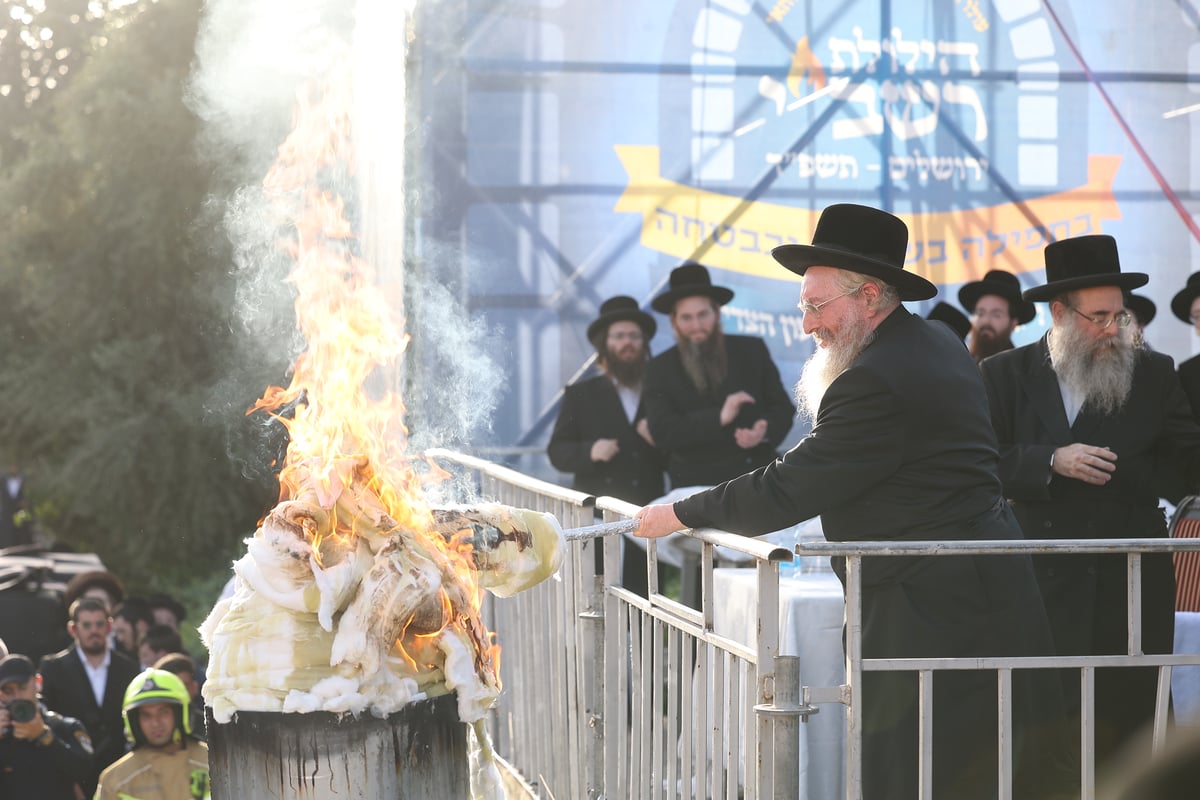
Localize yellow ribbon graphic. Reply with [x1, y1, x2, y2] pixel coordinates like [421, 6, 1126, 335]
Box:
[614, 145, 1121, 285]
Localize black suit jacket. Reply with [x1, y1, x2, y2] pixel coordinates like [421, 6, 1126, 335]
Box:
[547, 375, 666, 505]
[643, 334, 794, 488]
[39, 646, 141, 793]
[674, 309, 1067, 798]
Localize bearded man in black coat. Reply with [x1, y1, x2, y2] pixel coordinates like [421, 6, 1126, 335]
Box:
[549, 296, 667, 595]
[980, 235, 1200, 775]
[642, 262, 795, 489]
[636, 204, 1072, 799]
[549, 296, 665, 505]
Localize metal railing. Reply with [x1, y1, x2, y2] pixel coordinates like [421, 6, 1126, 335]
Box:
[427, 448, 794, 799]
[426, 449, 1200, 800]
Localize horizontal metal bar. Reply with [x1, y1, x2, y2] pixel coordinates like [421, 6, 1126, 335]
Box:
[613, 594, 757, 662]
[592, 497, 794, 563]
[425, 447, 594, 505]
[861, 654, 1200, 671]
[792, 537, 1200, 556]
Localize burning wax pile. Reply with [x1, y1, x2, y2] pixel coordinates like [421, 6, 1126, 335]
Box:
[199, 68, 564, 729]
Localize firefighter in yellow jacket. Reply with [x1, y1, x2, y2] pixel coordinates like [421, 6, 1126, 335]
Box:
[94, 669, 209, 800]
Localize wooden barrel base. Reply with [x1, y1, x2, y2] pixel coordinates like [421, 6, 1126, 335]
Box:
[206, 693, 468, 799]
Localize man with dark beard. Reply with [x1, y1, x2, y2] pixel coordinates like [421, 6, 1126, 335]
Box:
[549, 295, 665, 505]
[39, 596, 141, 797]
[980, 234, 1200, 776]
[642, 262, 794, 488]
[550, 296, 666, 595]
[958, 269, 1036, 363]
[637, 205, 1073, 800]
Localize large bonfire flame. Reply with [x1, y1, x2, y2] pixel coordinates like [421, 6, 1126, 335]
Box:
[200, 67, 563, 732]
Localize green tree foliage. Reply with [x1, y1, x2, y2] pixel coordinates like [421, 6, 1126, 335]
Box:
[0, 0, 289, 587]
[1, 1, 152, 159]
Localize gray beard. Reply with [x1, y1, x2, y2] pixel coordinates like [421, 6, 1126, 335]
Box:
[677, 325, 727, 395]
[1047, 318, 1137, 417]
[794, 311, 875, 422]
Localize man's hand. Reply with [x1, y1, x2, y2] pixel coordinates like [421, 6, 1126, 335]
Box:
[636, 418, 655, 447]
[634, 503, 685, 539]
[719, 391, 756, 426]
[590, 439, 620, 462]
[734, 419, 768, 449]
[1052, 443, 1117, 485]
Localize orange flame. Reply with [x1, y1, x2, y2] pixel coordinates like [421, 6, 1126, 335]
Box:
[250, 66, 496, 683]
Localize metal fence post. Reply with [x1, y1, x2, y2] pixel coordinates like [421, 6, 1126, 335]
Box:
[578, 534, 607, 798]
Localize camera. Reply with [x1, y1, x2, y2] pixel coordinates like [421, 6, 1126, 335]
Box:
[2, 698, 36, 737]
[9, 699, 36, 723]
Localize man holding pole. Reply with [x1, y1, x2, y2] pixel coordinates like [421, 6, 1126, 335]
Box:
[636, 204, 1072, 799]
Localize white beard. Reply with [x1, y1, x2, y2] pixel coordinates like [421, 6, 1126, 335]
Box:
[794, 306, 875, 423]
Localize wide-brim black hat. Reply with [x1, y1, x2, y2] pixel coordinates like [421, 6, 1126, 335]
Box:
[650, 262, 735, 314]
[64, 570, 126, 609]
[925, 301, 971, 341]
[770, 204, 937, 301]
[586, 295, 657, 342]
[1125, 293, 1157, 328]
[148, 593, 187, 623]
[958, 269, 1036, 325]
[1170, 272, 1200, 324]
[1023, 235, 1147, 302]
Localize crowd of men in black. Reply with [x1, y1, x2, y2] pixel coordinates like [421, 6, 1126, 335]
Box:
[0, 568, 204, 798]
[552, 203, 1200, 799]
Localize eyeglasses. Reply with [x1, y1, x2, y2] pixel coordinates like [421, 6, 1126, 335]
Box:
[798, 285, 862, 317]
[1069, 306, 1132, 330]
[607, 330, 644, 342]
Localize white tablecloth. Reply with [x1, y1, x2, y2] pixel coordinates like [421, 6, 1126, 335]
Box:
[1174, 611, 1200, 726]
[709, 571, 1200, 796]
[712, 567, 846, 800]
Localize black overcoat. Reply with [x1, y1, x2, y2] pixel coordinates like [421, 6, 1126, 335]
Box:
[643, 334, 794, 488]
[38, 646, 141, 796]
[1179, 352, 1200, 421]
[674, 308, 1069, 799]
[547, 375, 665, 506]
[981, 336, 1200, 763]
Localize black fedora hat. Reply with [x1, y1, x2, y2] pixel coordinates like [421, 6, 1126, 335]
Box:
[770, 204, 937, 301]
[925, 301, 971, 341]
[585, 295, 656, 343]
[64, 570, 126, 609]
[148, 593, 187, 624]
[1171, 272, 1200, 324]
[650, 262, 735, 314]
[957, 269, 1036, 325]
[1023, 235, 1147, 302]
[1125, 293, 1157, 328]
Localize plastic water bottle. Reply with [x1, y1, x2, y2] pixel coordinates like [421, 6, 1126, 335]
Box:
[778, 528, 802, 579]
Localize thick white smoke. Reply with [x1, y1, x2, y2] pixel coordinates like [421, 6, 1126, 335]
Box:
[187, 0, 502, 470]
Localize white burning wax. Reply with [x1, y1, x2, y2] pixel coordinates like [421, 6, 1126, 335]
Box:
[200, 499, 564, 726]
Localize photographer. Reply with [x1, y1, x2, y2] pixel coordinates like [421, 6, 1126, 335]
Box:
[0, 653, 93, 799]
